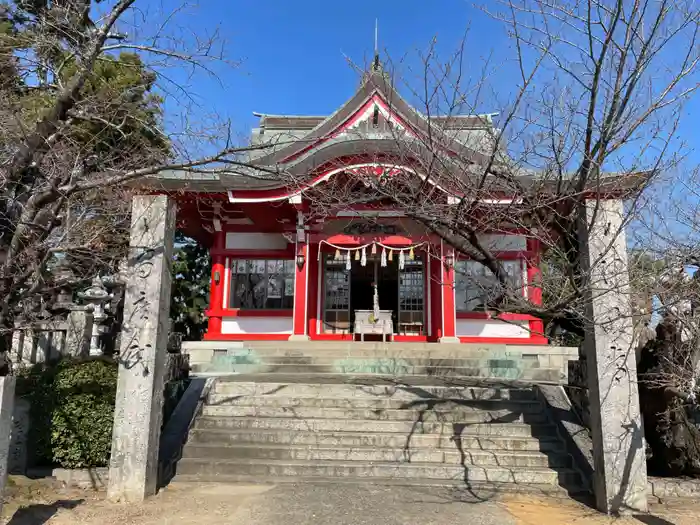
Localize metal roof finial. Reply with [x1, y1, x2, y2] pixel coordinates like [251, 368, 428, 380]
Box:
[373, 19, 380, 71]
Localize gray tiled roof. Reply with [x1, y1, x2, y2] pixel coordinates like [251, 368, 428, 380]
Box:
[136, 65, 649, 196]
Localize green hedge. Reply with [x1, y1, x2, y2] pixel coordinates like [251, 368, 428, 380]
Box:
[17, 356, 191, 470]
[18, 357, 118, 469]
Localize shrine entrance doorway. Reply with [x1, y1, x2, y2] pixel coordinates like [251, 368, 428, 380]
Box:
[350, 257, 399, 328]
[320, 252, 425, 337]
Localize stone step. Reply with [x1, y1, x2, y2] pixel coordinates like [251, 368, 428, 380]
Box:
[175, 457, 581, 486]
[190, 363, 556, 375]
[208, 356, 548, 367]
[197, 364, 562, 381]
[199, 405, 548, 424]
[184, 341, 576, 359]
[205, 394, 542, 412]
[181, 443, 571, 468]
[187, 428, 565, 452]
[192, 356, 554, 368]
[189, 347, 552, 357]
[211, 381, 537, 401]
[172, 474, 585, 495]
[194, 416, 557, 437]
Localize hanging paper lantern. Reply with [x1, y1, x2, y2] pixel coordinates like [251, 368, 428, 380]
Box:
[399, 250, 405, 270]
[409, 247, 415, 260]
[388, 249, 393, 262]
[380, 247, 387, 267]
[346, 254, 352, 271]
[361, 247, 367, 267]
[335, 248, 341, 260]
[371, 243, 377, 255]
[354, 249, 360, 261]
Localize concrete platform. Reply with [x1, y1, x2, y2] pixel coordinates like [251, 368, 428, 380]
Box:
[182, 341, 579, 384]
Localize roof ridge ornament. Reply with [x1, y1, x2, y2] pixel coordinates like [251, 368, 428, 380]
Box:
[372, 18, 381, 72]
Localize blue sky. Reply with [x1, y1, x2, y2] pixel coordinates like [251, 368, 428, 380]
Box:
[144, 0, 510, 140]
[117, 0, 699, 193]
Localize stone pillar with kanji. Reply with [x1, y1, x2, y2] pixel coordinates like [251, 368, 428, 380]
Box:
[579, 198, 647, 513]
[108, 194, 176, 502]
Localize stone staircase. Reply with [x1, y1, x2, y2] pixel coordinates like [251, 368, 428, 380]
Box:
[175, 371, 586, 494]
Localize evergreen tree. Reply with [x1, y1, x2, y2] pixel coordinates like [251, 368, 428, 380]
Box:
[0, 1, 171, 295]
[171, 232, 211, 341]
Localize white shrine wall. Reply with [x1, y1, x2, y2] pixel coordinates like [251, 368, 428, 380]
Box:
[220, 316, 293, 335]
[454, 319, 531, 339]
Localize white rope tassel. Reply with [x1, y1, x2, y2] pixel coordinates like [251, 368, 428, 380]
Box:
[399, 249, 405, 270]
[380, 247, 387, 267]
[345, 251, 351, 271]
[361, 246, 367, 267]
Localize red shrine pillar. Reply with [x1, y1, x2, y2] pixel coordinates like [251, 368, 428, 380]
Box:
[289, 238, 310, 341]
[527, 237, 546, 340]
[439, 241, 460, 343]
[306, 243, 320, 338]
[428, 248, 442, 341]
[206, 230, 226, 337]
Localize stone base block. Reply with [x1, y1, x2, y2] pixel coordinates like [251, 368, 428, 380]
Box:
[287, 335, 311, 341]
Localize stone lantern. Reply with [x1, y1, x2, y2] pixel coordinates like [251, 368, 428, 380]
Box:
[102, 258, 128, 290]
[51, 258, 76, 312]
[78, 277, 110, 356]
[101, 258, 128, 356]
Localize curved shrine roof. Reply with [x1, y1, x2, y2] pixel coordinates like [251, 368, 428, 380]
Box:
[138, 64, 650, 199]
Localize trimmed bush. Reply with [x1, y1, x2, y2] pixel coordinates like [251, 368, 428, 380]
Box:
[18, 357, 118, 469]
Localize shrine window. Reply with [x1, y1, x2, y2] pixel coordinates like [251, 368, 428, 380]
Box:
[229, 259, 295, 309]
[454, 259, 525, 312]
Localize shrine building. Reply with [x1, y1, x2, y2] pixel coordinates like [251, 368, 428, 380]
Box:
[110, 62, 648, 507]
[143, 65, 634, 346]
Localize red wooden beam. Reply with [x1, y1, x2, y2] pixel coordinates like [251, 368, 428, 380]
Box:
[237, 202, 296, 232]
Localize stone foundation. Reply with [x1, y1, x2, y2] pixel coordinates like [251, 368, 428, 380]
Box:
[183, 341, 579, 384]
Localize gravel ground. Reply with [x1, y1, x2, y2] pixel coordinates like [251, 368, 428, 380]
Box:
[2, 477, 700, 525]
[1, 478, 260, 525]
[226, 483, 516, 525]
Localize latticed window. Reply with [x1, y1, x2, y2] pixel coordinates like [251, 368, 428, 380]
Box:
[323, 253, 351, 333]
[398, 259, 424, 334]
[229, 259, 295, 309]
[455, 260, 525, 312]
